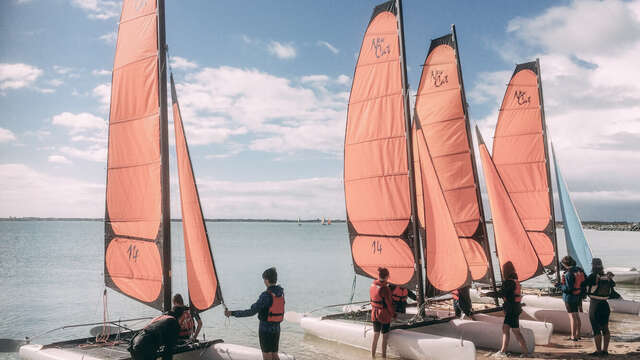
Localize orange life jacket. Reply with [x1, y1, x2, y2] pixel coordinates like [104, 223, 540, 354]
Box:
[370, 282, 386, 309]
[392, 286, 408, 303]
[177, 309, 195, 338]
[147, 314, 172, 327]
[451, 289, 459, 301]
[562, 268, 586, 295]
[267, 290, 285, 322]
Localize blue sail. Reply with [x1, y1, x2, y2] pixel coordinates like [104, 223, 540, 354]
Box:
[552, 146, 592, 274]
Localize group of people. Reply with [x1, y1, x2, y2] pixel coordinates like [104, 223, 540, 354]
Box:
[368, 255, 618, 359]
[128, 267, 285, 360]
[559, 256, 617, 356]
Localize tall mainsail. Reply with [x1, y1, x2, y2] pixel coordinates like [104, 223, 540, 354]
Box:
[412, 27, 494, 294]
[552, 145, 593, 274]
[171, 75, 223, 311]
[477, 127, 543, 281]
[344, 0, 417, 287]
[104, 0, 170, 311]
[491, 60, 559, 279]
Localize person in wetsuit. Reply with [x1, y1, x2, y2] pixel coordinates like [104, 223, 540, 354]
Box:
[129, 307, 183, 360]
[388, 284, 416, 314]
[225, 267, 284, 360]
[172, 293, 203, 341]
[370, 267, 395, 359]
[452, 285, 473, 318]
[584, 257, 616, 356]
[558, 255, 586, 341]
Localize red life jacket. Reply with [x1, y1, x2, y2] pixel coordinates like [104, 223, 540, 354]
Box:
[177, 309, 195, 338]
[571, 268, 586, 295]
[370, 282, 386, 309]
[451, 289, 459, 301]
[147, 314, 172, 327]
[392, 286, 408, 303]
[267, 290, 285, 323]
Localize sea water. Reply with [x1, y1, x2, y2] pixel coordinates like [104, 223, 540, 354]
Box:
[1, 221, 638, 360]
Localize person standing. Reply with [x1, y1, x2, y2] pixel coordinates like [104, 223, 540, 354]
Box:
[370, 267, 395, 359]
[225, 267, 284, 360]
[172, 293, 203, 341]
[452, 285, 473, 318]
[584, 258, 616, 356]
[389, 284, 416, 314]
[129, 307, 183, 360]
[558, 256, 586, 341]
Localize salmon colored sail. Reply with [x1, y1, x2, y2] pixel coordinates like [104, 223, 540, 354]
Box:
[104, 0, 166, 310]
[413, 119, 471, 293]
[344, 1, 416, 286]
[476, 127, 543, 281]
[492, 61, 557, 274]
[413, 31, 491, 286]
[171, 75, 222, 311]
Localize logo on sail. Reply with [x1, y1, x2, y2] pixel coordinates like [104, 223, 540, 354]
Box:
[514, 90, 531, 105]
[431, 69, 448, 87]
[371, 37, 391, 58]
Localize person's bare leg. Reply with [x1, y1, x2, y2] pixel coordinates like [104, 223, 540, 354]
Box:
[593, 334, 602, 353]
[371, 332, 380, 358]
[381, 333, 389, 359]
[575, 312, 582, 339]
[603, 328, 610, 353]
[568, 313, 576, 339]
[261, 352, 270, 360]
[512, 328, 528, 354]
[500, 324, 510, 353]
[272, 351, 280, 360]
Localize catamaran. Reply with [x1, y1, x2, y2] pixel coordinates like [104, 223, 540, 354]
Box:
[18, 1, 293, 359]
[286, 1, 545, 357]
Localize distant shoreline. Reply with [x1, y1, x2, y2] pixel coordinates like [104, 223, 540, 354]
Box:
[0, 217, 638, 231]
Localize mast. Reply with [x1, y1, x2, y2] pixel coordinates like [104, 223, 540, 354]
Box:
[396, 0, 425, 310]
[536, 58, 560, 284]
[158, 0, 171, 312]
[452, 24, 499, 301]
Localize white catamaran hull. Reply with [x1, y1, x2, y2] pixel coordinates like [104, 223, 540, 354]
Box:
[20, 343, 295, 360]
[472, 313, 553, 345]
[520, 306, 591, 335]
[300, 316, 475, 360]
[607, 267, 640, 285]
[522, 294, 640, 315]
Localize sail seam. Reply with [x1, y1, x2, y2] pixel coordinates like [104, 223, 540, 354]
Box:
[430, 149, 470, 160]
[416, 86, 459, 97]
[494, 160, 545, 166]
[111, 112, 160, 126]
[345, 172, 408, 183]
[493, 131, 542, 139]
[345, 134, 405, 147]
[355, 58, 399, 69]
[348, 91, 402, 106]
[108, 159, 161, 170]
[113, 54, 158, 72]
[119, 11, 157, 26]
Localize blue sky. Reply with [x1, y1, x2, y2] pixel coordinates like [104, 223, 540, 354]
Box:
[1, 0, 639, 221]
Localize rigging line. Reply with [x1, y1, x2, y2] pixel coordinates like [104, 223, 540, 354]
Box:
[349, 272, 357, 304]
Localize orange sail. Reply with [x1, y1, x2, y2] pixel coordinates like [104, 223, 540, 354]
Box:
[171, 75, 222, 311]
[344, 1, 416, 286]
[492, 60, 558, 274]
[104, 0, 167, 310]
[413, 30, 492, 290]
[477, 127, 543, 281]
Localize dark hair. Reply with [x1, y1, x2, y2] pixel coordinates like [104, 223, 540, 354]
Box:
[502, 261, 517, 280]
[262, 267, 277, 284]
[172, 293, 185, 306]
[592, 258, 604, 275]
[561, 256, 576, 267]
[169, 305, 185, 319]
[378, 267, 389, 279]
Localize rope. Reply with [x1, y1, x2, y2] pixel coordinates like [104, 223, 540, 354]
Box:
[349, 273, 357, 304]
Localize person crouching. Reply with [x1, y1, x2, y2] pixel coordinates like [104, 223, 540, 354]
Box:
[370, 267, 395, 359]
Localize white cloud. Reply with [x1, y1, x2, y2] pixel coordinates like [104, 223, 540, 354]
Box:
[0, 63, 42, 91]
[336, 74, 350, 85]
[268, 41, 297, 59]
[99, 31, 117, 44]
[92, 83, 111, 111]
[51, 112, 107, 162]
[48, 79, 63, 87]
[52, 65, 73, 75]
[71, 0, 121, 20]
[317, 40, 339, 54]
[59, 145, 107, 162]
[0, 128, 17, 143]
[241, 34, 253, 44]
[175, 66, 347, 153]
[0, 164, 104, 217]
[48, 155, 72, 164]
[170, 56, 198, 70]
[52, 112, 105, 134]
[92, 69, 110, 76]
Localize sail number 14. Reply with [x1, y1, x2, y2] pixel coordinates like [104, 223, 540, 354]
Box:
[127, 244, 139, 262]
[372, 239, 383, 254]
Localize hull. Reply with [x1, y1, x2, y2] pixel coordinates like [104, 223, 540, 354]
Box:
[608, 268, 640, 285]
[472, 313, 553, 345]
[20, 342, 295, 360]
[522, 294, 640, 315]
[520, 306, 591, 335]
[300, 316, 475, 360]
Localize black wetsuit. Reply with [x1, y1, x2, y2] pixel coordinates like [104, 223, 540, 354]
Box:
[453, 286, 473, 317]
[499, 279, 522, 328]
[129, 315, 179, 360]
[584, 273, 615, 335]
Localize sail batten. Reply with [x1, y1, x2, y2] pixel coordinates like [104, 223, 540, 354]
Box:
[171, 74, 222, 312]
[344, 0, 417, 287]
[104, 0, 167, 310]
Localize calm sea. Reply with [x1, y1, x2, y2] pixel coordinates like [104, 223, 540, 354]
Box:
[1, 221, 638, 360]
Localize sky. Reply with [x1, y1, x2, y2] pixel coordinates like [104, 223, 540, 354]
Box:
[0, 0, 639, 221]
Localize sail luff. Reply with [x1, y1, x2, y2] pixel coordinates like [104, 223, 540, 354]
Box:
[552, 145, 593, 274]
[536, 58, 560, 284]
[171, 74, 223, 311]
[396, 0, 425, 310]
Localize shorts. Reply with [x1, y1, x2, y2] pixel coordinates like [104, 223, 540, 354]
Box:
[503, 302, 522, 329]
[259, 329, 280, 353]
[564, 300, 580, 313]
[373, 321, 390, 334]
[129, 331, 159, 360]
[589, 299, 610, 335]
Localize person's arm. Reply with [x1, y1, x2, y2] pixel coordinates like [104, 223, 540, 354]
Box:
[230, 292, 270, 318]
[407, 289, 417, 301]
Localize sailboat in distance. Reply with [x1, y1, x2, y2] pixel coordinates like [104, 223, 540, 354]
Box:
[19, 1, 294, 359]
